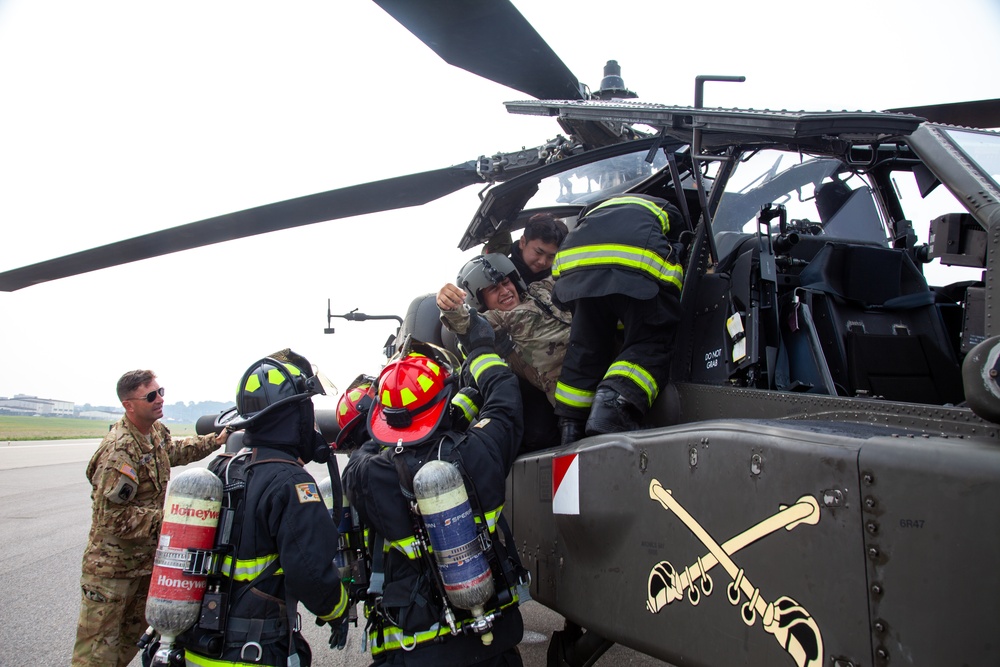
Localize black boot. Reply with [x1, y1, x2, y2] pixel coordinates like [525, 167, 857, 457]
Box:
[585, 388, 642, 436]
[559, 418, 586, 446]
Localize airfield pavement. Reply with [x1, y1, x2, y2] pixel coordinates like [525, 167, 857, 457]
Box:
[0, 440, 671, 667]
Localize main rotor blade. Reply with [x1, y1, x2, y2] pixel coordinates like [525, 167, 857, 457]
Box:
[372, 0, 583, 101]
[887, 98, 1000, 129]
[0, 164, 482, 291]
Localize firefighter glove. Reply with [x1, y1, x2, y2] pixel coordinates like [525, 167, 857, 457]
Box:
[316, 613, 350, 650]
[457, 310, 495, 357]
[494, 327, 515, 358]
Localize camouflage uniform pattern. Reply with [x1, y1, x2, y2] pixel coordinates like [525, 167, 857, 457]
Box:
[442, 276, 571, 405]
[72, 417, 220, 667]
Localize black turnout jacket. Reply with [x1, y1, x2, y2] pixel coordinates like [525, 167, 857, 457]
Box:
[343, 351, 524, 666]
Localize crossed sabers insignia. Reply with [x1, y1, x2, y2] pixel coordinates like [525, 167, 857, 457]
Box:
[646, 479, 824, 667]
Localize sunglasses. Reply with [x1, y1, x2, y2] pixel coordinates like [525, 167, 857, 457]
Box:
[128, 387, 165, 403]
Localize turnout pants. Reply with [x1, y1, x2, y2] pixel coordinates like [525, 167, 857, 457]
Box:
[555, 290, 681, 420]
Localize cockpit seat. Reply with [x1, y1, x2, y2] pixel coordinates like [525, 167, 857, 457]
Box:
[815, 178, 853, 224]
[798, 243, 933, 308]
[399, 293, 464, 363]
[789, 243, 963, 404]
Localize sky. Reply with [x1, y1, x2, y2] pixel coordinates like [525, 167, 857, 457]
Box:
[1, 0, 999, 411]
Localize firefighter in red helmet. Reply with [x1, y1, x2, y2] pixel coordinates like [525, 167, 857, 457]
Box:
[335, 374, 377, 451]
[343, 316, 527, 667]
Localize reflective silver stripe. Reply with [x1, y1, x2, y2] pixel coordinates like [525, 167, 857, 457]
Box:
[451, 393, 479, 421]
[369, 591, 521, 655]
[388, 535, 423, 559]
[590, 196, 671, 233]
[555, 382, 595, 409]
[223, 553, 281, 582]
[318, 581, 349, 622]
[605, 361, 659, 405]
[552, 243, 683, 290]
[469, 353, 506, 382]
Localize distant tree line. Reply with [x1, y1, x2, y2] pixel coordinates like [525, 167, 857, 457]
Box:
[164, 401, 235, 423]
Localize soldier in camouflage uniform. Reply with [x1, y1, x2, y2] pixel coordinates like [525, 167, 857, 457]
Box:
[72, 369, 228, 667]
[438, 254, 571, 451]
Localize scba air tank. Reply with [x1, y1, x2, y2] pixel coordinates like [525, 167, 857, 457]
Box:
[413, 460, 495, 643]
[145, 467, 223, 644]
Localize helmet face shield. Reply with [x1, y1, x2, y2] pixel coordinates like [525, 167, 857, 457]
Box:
[456, 254, 525, 312]
[368, 353, 452, 447]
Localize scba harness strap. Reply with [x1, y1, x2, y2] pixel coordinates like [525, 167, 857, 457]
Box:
[362, 433, 528, 655]
[180, 450, 304, 664]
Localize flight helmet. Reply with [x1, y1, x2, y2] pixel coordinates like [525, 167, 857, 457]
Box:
[456, 253, 526, 312]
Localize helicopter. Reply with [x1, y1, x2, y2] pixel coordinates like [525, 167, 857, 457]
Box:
[3, 1, 1000, 666]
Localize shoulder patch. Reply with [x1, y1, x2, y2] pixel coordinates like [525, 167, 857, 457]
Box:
[295, 482, 321, 504]
[105, 474, 138, 505]
[118, 463, 138, 482]
[472, 418, 491, 429]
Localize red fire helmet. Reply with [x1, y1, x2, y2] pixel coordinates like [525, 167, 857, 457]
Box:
[369, 353, 451, 447]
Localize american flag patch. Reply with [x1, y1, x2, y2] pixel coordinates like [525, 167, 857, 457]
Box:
[118, 463, 138, 482]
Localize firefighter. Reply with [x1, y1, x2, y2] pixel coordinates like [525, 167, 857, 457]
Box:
[183, 352, 348, 667]
[334, 374, 378, 451]
[551, 194, 685, 445]
[342, 319, 525, 667]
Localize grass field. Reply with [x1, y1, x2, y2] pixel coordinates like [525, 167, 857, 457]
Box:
[0, 415, 196, 441]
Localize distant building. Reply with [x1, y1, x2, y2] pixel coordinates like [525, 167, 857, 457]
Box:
[79, 410, 123, 421]
[0, 394, 74, 417]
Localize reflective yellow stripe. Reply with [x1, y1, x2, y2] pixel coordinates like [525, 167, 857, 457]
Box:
[317, 581, 349, 622]
[470, 504, 503, 533]
[222, 554, 283, 582]
[482, 505, 502, 532]
[605, 361, 659, 405]
[369, 589, 521, 656]
[590, 196, 671, 234]
[370, 623, 449, 655]
[388, 535, 424, 559]
[451, 393, 479, 422]
[185, 650, 266, 667]
[469, 353, 506, 382]
[555, 382, 595, 409]
[552, 243, 683, 291]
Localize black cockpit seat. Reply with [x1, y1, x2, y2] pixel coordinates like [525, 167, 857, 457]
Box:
[815, 178, 853, 225]
[399, 293, 462, 362]
[788, 243, 963, 404]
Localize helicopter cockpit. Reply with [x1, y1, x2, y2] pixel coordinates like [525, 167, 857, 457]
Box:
[711, 152, 889, 261]
[449, 103, 1000, 412]
[458, 137, 676, 251]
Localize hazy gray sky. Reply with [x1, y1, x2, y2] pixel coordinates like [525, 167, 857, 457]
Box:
[2, 0, 999, 410]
